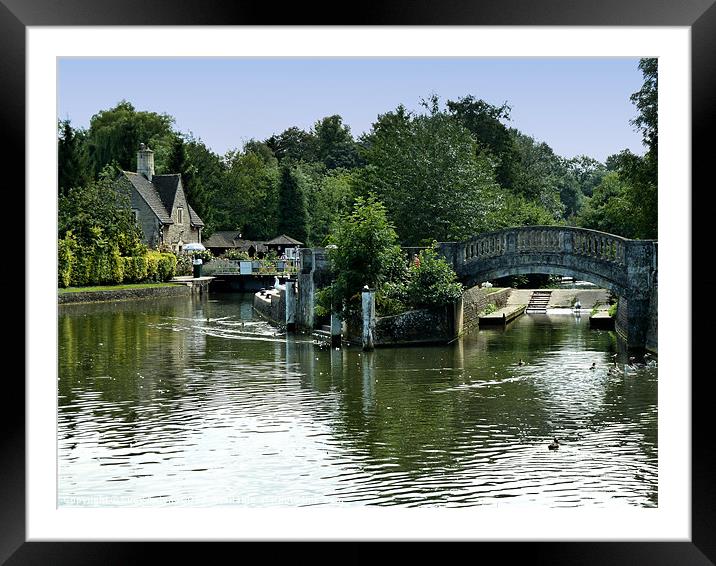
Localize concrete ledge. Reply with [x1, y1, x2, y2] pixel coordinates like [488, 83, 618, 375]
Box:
[479, 305, 526, 325]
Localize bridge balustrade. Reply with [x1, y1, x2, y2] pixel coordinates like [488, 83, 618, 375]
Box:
[460, 227, 627, 267]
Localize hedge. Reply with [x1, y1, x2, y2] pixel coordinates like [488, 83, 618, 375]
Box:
[58, 234, 177, 288]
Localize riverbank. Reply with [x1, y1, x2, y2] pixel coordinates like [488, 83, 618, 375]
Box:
[58, 277, 213, 305]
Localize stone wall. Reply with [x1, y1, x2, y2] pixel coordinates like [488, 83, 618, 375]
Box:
[58, 284, 191, 305]
[373, 306, 457, 346]
[163, 180, 201, 250]
[645, 272, 658, 353]
[462, 287, 511, 332]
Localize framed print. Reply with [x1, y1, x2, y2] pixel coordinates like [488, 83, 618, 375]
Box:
[6, 0, 713, 563]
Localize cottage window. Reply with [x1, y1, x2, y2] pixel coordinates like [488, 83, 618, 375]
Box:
[132, 208, 140, 224]
[177, 207, 184, 224]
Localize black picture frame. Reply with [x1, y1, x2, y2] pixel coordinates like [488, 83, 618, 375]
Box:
[6, 1, 712, 563]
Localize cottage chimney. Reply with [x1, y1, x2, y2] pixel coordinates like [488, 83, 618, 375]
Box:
[137, 143, 155, 181]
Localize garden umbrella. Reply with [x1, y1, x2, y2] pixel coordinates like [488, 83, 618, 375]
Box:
[183, 243, 206, 252]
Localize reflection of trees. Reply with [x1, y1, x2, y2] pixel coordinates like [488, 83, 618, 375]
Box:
[58, 296, 203, 443]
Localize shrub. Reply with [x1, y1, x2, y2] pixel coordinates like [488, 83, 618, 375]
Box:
[157, 252, 177, 281]
[145, 251, 161, 282]
[175, 253, 193, 276]
[608, 300, 618, 317]
[404, 248, 463, 309]
[225, 249, 251, 261]
[58, 233, 77, 288]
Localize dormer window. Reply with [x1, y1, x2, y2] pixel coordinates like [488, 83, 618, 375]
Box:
[177, 207, 184, 224]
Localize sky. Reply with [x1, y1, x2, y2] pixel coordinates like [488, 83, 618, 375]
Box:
[57, 57, 647, 163]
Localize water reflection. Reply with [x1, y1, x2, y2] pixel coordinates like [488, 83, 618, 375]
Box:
[58, 294, 657, 507]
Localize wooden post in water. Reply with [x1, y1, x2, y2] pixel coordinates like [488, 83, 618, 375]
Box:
[330, 311, 342, 348]
[362, 289, 375, 351]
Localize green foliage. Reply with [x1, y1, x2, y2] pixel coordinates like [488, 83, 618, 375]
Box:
[313, 115, 363, 169]
[175, 253, 193, 277]
[509, 131, 566, 220]
[403, 247, 463, 309]
[480, 303, 497, 315]
[355, 97, 504, 245]
[266, 126, 319, 163]
[577, 171, 637, 238]
[314, 287, 334, 320]
[59, 168, 144, 253]
[277, 163, 309, 243]
[58, 119, 91, 197]
[219, 149, 279, 239]
[85, 100, 175, 176]
[58, 233, 77, 288]
[183, 134, 226, 237]
[327, 196, 404, 318]
[224, 249, 251, 260]
[187, 249, 213, 263]
[58, 231, 176, 287]
[446, 94, 518, 189]
[608, 301, 618, 318]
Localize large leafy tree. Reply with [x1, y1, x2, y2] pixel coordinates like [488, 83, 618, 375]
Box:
[313, 115, 363, 170]
[326, 196, 405, 319]
[617, 58, 658, 239]
[58, 119, 91, 197]
[578, 171, 637, 238]
[446, 95, 518, 189]
[58, 166, 143, 254]
[277, 163, 309, 243]
[355, 97, 504, 246]
[266, 126, 319, 163]
[85, 100, 175, 176]
[183, 134, 226, 237]
[509, 131, 566, 220]
[219, 148, 279, 239]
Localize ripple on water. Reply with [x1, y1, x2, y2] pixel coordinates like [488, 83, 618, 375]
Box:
[58, 297, 657, 508]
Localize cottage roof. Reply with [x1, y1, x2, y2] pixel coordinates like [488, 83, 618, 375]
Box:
[120, 171, 205, 228]
[152, 174, 181, 213]
[264, 234, 304, 246]
[121, 171, 173, 224]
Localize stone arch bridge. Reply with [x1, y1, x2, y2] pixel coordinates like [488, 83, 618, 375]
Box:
[437, 226, 658, 351]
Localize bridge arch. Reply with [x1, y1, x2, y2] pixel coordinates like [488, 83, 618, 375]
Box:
[438, 226, 657, 350]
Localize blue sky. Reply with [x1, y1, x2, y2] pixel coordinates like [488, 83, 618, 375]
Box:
[58, 58, 646, 162]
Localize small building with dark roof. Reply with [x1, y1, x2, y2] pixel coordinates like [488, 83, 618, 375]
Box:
[202, 231, 268, 257]
[264, 234, 304, 257]
[115, 144, 205, 251]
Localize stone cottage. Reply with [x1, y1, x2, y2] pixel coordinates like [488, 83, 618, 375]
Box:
[115, 144, 205, 251]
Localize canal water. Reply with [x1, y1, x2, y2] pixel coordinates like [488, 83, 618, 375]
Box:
[58, 293, 657, 508]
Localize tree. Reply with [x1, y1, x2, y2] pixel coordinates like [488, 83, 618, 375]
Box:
[85, 100, 175, 176]
[303, 166, 356, 246]
[277, 163, 309, 243]
[577, 171, 637, 238]
[58, 165, 143, 255]
[614, 58, 657, 239]
[509, 131, 566, 220]
[183, 134, 226, 237]
[326, 196, 404, 319]
[58, 119, 91, 197]
[355, 97, 504, 246]
[219, 149, 279, 239]
[313, 115, 362, 169]
[265, 126, 319, 163]
[446, 95, 518, 189]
